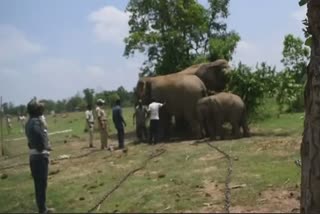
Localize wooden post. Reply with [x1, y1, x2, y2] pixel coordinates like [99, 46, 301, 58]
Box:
[0, 96, 4, 156]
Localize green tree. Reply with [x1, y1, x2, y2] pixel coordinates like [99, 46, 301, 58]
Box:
[116, 86, 131, 106]
[281, 34, 310, 83]
[276, 34, 310, 113]
[83, 88, 95, 107]
[124, 0, 239, 76]
[227, 62, 277, 119]
[39, 99, 56, 113]
[275, 70, 304, 113]
[55, 100, 66, 113]
[65, 94, 85, 112]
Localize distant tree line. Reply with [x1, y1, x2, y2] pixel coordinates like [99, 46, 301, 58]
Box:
[1, 86, 135, 115]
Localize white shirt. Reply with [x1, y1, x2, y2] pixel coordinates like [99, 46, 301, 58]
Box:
[148, 102, 163, 120]
[85, 110, 94, 123]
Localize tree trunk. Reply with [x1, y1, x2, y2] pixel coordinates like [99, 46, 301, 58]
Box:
[301, 0, 320, 213]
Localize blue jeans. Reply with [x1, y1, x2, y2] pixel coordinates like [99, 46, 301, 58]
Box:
[116, 127, 125, 149]
[149, 120, 159, 144]
[29, 155, 49, 213]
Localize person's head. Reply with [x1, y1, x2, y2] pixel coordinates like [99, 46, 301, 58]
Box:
[150, 97, 156, 103]
[27, 98, 44, 117]
[96, 99, 105, 107]
[115, 99, 121, 106]
[87, 104, 92, 110]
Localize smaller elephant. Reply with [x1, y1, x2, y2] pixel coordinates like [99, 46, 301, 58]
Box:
[197, 92, 250, 140]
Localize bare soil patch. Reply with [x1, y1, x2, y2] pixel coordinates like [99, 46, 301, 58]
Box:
[230, 188, 300, 213]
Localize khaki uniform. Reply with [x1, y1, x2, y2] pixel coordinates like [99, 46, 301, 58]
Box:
[85, 110, 94, 147]
[96, 106, 108, 149]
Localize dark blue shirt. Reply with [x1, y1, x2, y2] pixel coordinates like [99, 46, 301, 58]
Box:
[25, 117, 50, 154]
[112, 105, 125, 129]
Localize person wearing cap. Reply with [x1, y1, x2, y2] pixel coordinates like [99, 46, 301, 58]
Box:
[112, 99, 127, 149]
[147, 98, 165, 145]
[85, 104, 95, 148]
[133, 99, 148, 142]
[96, 99, 108, 150]
[25, 98, 54, 213]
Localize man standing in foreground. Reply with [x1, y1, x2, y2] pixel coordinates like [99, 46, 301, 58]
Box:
[85, 104, 95, 148]
[148, 98, 165, 145]
[133, 99, 148, 142]
[112, 99, 127, 150]
[96, 99, 108, 150]
[25, 98, 54, 213]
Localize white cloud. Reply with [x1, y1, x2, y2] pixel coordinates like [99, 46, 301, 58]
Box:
[0, 24, 144, 105]
[0, 24, 43, 63]
[88, 6, 130, 45]
[291, 6, 307, 22]
[232, 39, 283, 69]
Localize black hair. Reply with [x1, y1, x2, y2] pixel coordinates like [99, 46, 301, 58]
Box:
[27, 101, 43, 117]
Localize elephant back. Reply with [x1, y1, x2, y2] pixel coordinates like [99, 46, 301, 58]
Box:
[178, 63, 205, 75]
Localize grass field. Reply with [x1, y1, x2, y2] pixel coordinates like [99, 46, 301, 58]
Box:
[0, 105, 303, 213]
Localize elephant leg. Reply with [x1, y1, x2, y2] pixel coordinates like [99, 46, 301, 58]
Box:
[218, 125, 224, 140]
[208, 123, 216, 140]
[199, 113, 209, 139]
[175, 116, 187, 135]
[159, 109, 171, 141]
[215, 120, 224, 140]
[198, 118, 205, 139]
[186, 114, 201, 139]
[231, 121, 241, 139]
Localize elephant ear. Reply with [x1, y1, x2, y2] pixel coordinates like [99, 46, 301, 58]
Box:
[136, 79, 145, 99]
[196, 59, 231, 92]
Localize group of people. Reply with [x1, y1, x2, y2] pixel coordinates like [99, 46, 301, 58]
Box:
[24, 96, 165, 213]
[85, 98, 126, 151]
[133, 98, 165, 144]
[85, 98, 166, 150]
[3, 114, 26, 134]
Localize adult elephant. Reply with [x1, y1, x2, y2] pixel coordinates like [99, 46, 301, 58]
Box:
[136, 74, 207, 139]
[178, 59, 231, 92]
[197, 92, 250, 140]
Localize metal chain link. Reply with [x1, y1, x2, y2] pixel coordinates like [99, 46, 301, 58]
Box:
[87, 147, 166, 213]
[206, 141, 233, 213]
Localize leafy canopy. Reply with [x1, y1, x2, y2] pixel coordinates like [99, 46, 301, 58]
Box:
[281, 34, 310, 84]
[124, 0, 239, 76]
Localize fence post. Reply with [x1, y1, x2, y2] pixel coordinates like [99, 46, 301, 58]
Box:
[0, 96, 4, 156]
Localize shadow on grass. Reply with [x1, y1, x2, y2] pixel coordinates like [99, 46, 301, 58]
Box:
[250, 131, 294, 138]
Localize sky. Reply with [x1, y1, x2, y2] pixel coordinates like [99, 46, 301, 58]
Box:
[0, 0, 307, 105]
